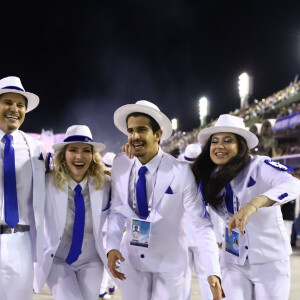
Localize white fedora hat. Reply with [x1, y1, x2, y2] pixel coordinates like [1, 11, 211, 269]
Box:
[52, 125, 106, 152]
[102, 151, 116, 168]
[114, 100, 173, 141]
[0, 76, 39, 112]
[179, 143, 202, 163]
[198, 114, 258, 149]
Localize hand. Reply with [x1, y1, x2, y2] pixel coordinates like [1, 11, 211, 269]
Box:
[107, 249, 126, 280]
[207, 275, 224, 299]
[228, 203, 257, 236]
[104, 169, 111, 176]
[122, 143, 134, 159]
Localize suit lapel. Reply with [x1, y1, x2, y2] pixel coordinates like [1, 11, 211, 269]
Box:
[152, 154, 174, 209]
[233, 158, 259, 207]
[19, 131, 46, 265]
[89, 179, 103, 238]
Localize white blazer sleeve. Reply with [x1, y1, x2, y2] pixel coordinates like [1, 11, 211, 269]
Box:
[259, 162, 300, 205]
[106, 158, 127, 253]
[182, 165, 221, 279]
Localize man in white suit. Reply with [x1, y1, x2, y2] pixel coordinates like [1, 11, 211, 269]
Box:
[0, 76, 45, 300]
[107, 100, 223, 300]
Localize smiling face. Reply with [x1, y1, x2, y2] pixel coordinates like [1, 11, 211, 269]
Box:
[65, 143, 93, 182]
[0, 93, 27, 134]
[127, 115, 162, 165]
[210, 132, 239, 166]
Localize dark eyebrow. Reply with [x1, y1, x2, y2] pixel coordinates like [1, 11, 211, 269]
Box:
[67, 145, 91, 150]
[127, 126, 149, 131]
[211, 135, 236, 140]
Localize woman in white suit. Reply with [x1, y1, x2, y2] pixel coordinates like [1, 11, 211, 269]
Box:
[192, 114, 300, 300]
[34, 125, 111, 300]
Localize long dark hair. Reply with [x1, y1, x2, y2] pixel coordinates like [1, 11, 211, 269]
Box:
[192, 134, 250, 207]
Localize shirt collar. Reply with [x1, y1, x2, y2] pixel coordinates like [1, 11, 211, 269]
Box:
[134, 146, 163, 175]
[69, 176, 88, 191]
[0, 129, 19, 143]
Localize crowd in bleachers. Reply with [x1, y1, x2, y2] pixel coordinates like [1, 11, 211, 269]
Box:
[232, 81, 300, 121]
[277, 143, 300, 156]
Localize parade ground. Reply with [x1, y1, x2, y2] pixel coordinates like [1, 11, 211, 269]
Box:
[33, 245, 300, 300]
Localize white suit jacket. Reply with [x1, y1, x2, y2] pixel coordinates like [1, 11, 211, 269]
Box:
[215, 155, 300, 266]
[20, 131, 46, 267]
[33, 173, 110, 292]
[106, 152, 221, 278]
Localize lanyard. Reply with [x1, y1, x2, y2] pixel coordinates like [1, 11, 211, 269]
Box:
[198, 181, 208, 218]
[223, 191, 238, 222]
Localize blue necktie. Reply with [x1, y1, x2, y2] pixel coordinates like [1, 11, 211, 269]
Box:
[136, 166, 148, 219]
[225, 183, 234, 214]
[66, 184, 85, 265]
[3, 134, 19, 228]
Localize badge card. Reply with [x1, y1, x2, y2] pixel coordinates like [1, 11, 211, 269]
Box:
[225, 227, 240, 257]
[130, 219, 151, 248]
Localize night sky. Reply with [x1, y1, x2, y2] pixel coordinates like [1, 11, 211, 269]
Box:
[1, 1, 300, 153]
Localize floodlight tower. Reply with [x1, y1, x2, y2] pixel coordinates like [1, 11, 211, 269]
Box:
[198, 97, 209, 127]
[171, 118, 178, 132]
[238, 72, 251, 109]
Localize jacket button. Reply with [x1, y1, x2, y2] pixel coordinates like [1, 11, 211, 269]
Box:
[245, 246, 248, 250]
[51, 254, 54, 257]
[140, 254, 145, 258]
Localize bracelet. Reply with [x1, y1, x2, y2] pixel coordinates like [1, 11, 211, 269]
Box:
[247, 202, 258, 212]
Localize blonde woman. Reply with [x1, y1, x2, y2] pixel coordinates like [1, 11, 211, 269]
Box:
[34, 125, 111, 300]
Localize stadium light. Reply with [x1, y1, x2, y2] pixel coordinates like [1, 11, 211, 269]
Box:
[238, 72, 251, 109]
[199, 97, 209, 127]
[171, 118, 178, 131]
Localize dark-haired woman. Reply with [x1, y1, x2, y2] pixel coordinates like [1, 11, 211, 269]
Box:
[192, 114, 300, 300]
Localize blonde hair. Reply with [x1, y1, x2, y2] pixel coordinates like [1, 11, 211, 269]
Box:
[53, 144, 106, 190]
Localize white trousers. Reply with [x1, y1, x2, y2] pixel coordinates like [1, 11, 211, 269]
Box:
[222, 257, 290, 300]
[47, 257, 103, 300]
[47, 239, 104, 300]
[0, 232, 33, 300]
[119, 258, 185, 300]
[99, 231, 114, 294]
[184, 247, 213, 300]
[99, 268, 111, 294]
